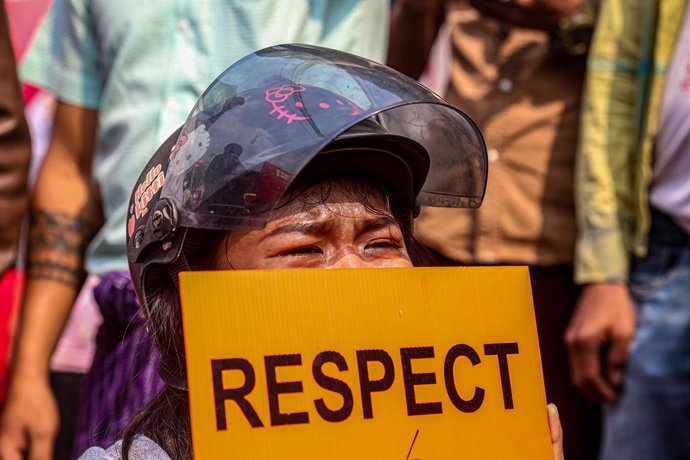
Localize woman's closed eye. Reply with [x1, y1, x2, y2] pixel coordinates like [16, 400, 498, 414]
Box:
[365, 238, 405, 252]
[277, 245, 323, 257]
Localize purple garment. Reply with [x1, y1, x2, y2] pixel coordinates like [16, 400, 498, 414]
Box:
[72, 271, 164, 459]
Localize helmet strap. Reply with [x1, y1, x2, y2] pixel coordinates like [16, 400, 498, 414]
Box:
[167, 250, 191, 292]
[154, 228, 220, 391]
[154, 252, 193, 391]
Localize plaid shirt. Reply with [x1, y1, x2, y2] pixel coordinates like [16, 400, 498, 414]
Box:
[575, 0, 689, 283]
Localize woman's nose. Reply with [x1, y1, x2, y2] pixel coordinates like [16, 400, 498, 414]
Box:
[325, 251, 371, 269]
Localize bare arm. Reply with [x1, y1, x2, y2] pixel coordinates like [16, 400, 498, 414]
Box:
[17, 101, 101, 367]
[387, 0, 445, 79]
[0, 1, 31, 276]
[0, 101, 100, 460]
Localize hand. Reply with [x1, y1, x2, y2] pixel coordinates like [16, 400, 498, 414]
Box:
[469, 0, 582, 30]
[565, 282, 636, 402]
[547, 404, 564, 460]
[0, 375, 59, 460]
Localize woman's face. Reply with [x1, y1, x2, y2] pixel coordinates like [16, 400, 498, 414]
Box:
[213, 180, 413, 270]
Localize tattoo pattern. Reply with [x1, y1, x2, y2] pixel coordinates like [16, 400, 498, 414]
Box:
[28, 210, 98, 287]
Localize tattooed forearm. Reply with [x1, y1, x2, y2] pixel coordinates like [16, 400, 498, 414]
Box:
[27, 210, 98, 287]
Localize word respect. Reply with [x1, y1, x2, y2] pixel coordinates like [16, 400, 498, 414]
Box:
[211, 342, 520, 430]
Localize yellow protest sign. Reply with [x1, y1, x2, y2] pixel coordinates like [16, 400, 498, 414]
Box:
[179, 266, 551, 459]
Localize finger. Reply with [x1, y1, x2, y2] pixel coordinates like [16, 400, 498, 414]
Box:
[575, 352, 617, 403]
[0, 447, 24, 460]
[28, 433, 54, 460]
[606, 336, 632, 388]
[565, 332, 600, 387]
[0, 433, 27, 460]
[0, 445, 24, 460]
[581, 375, 617, 404]
[547, 404, 565, 460]
[566, 335, 616, 402]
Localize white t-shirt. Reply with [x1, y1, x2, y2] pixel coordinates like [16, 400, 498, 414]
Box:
[650, 2, 690, 233]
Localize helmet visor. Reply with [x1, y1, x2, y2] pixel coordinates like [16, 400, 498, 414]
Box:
[159, 44, 487, 231]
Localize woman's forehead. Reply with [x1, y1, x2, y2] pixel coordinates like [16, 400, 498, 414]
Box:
[273, 177, 392, 218]
[216, 184, 401, 264]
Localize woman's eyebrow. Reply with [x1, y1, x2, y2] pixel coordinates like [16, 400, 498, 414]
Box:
[259, 215, 398, 242]
[356, 216, 399, 234]
[259, 220, 335, 241]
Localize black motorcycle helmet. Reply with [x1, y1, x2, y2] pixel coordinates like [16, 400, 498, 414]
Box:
[126, 44, 487, 319]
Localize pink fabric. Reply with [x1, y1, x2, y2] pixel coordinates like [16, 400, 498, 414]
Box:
[50, 275, 102, 374]
[0, 269, 23, 401]
[4, 0, 52, 61]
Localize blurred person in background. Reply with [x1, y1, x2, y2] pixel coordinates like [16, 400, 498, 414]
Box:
[388, 1, 601, 458]
[569, 0, 690, 458]
[0, 0, 30, 283]
[1, 3, 98, 459]
[0, 0, 31, 433]
[0, 1, 389, 459]
[0, 0, 31, 422]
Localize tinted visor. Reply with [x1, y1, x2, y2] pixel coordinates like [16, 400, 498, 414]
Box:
[159, 44, 487, 231]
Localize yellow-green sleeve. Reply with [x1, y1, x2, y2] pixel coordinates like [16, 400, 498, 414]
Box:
[574, 0, 647, 283]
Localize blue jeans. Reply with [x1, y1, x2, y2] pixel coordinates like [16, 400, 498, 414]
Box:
[600, 210, 690, 460]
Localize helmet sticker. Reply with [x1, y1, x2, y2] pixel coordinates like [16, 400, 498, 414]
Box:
[128, 163, 166, 237]
[169, 125, 210, 171]
[169, 134, 188, 160]
[128, 214, 135, 238]
[162, 125, 211, 207]
[265, 84, 362, 125]
[265, 85, 309, 124]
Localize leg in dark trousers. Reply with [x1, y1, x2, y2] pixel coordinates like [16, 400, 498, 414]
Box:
[530, 266, 601, 460]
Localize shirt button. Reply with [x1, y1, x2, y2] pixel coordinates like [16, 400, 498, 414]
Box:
[178, 18, 191, 32]
[488, 148, 500, 163]
[498, 78, 514, 93]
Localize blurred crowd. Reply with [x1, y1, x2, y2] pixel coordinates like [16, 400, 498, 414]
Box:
[0, 0, 688, 459]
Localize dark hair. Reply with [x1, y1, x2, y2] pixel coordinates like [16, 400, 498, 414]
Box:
[122, 176, 433, 459]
